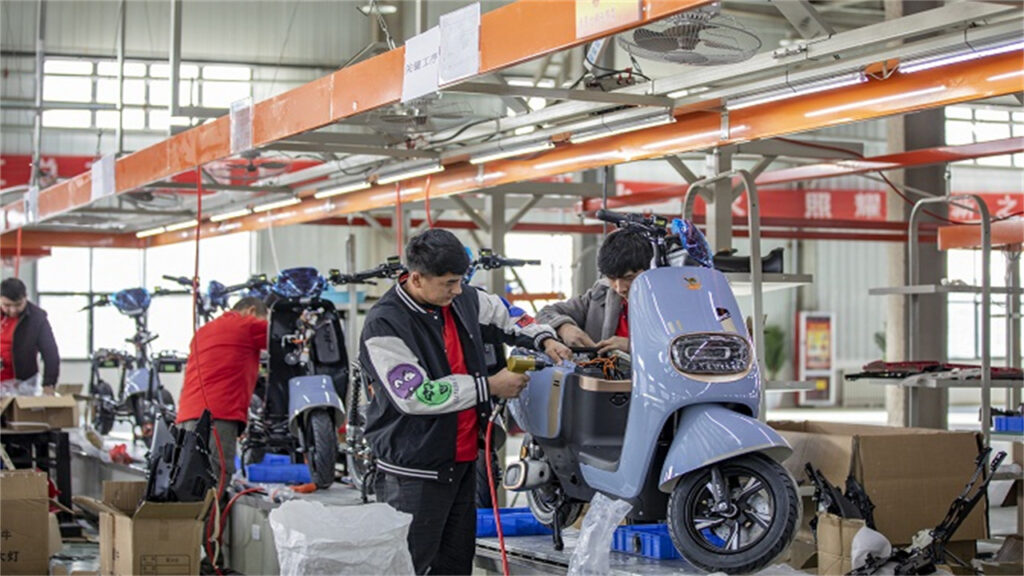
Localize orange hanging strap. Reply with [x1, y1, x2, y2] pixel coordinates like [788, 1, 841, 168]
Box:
[424, 175, 434, 229]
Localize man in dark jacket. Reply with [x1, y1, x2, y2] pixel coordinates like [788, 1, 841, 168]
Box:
[536, 228, 653, 355]
[1, 277, 60, 395]
[360, 229, 570, 575]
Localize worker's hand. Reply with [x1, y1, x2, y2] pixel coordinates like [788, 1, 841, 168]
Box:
[542, 338, 573, 363]
[488, 369, 529, 399]
[596, 336, 629, 355]
[556, 324, 596, 348]
[42, 385, 55, 396]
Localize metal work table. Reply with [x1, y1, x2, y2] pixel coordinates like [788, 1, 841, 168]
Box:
[475, 530, 699, 575]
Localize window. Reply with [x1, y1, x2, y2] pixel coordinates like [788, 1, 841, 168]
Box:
[497, 233, 575, 311]
[42, 109, 91, 128]
[44, 60, 93, 75]
[43, 76, 92, 102]
[202, 81, 251, 108]
[946, 249, 1020, 361]
[36, 295, 90, 359]
[945, 105, 1024, 168]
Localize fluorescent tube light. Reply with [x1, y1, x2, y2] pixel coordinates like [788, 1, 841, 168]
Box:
[313, 179, 371, 199]
[569, 113, 675, 144]
[252, 197, 301, 213]
[804, 85, 945, 118]
[164, 219, 198, 232]
[136, 226, 166, 238]
[727, 73, 867, 110]
[375, 162, 444, 185]
[469, 141, 554, 165]
[900, 40, 1024, 74]
[209, 208, 252, 222]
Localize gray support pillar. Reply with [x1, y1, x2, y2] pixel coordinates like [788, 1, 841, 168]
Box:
[487, 193, 507, 295]
[704, 147, 735, 253]
[30, 0, 46, 189]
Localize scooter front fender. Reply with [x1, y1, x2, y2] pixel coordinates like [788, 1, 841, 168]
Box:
[658, 405, 792, 493]
[287, 375, 345, 436]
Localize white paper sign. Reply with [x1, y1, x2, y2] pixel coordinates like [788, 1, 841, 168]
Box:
[90, 153, 116, 202]
[402, 26, 441, 103]
[25, 186, 39, 224]
[230, 97, 253, 155]
[439, 3, 480, 85]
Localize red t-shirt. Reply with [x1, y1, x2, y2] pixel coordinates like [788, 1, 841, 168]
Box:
[615, 301, 629, 338]
[0, 314, 17, 381]
[442, 306, 478, 462]
[176, 312, 268, 424]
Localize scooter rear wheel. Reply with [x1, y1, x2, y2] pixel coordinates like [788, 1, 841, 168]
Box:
[667, 453, 798, 574]
[91, 381, 115, 435]
[527, 485, 583, 529]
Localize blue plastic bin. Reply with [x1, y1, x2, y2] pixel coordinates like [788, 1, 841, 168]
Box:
[612, 524, 681, 560]
[243, 453, 312, 484]
[476, 507, 552, 538]
[994, 415, 1024, 433]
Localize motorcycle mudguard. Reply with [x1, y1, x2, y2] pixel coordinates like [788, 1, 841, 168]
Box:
[657, 404, 792, 492]
[287, 375, 345, 436]
[123, 367, 153, 398]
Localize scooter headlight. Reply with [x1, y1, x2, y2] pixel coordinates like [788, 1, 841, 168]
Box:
[670, 333, 751, 376]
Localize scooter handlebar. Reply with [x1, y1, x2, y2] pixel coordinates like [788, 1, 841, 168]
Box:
[162, 274, 193, 287]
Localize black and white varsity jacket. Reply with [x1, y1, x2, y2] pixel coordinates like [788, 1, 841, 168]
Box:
[359, 281, 555, 482]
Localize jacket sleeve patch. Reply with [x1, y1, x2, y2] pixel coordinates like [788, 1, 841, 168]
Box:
[515, 314, 536, 327]
[386, 363, 424, 399]
[414, 379, 454, 405]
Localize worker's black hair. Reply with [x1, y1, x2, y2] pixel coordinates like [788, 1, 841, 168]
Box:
[0, 277, 27, 301]
[598, 228, 654, 278]
[405, 228, 470, 277]
[233, 296, 268, 317]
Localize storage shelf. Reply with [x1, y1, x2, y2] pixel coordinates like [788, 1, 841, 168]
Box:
[856, 377, 1023, 389]
[869, 284, 1023, 296]
[725, 273, 814, 296]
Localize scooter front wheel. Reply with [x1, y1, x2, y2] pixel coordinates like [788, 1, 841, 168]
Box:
[667, 453, 798, 575]
[305, 409, 338, 489]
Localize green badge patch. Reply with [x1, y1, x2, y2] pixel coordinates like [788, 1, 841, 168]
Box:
[415, 380, 453, 406]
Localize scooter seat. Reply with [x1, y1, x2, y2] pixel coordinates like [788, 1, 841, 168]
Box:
[706, 247, 784, 274]
[576, 375, 631, 393]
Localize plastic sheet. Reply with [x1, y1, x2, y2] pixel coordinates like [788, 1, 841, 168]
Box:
[568, 493, 633, 576]
[269, 500, 414, 575]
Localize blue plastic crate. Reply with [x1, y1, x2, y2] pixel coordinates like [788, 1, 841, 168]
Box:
[476, 507, 552, 538]
[612, 524, 681, 560]
[243, 453, 312, 484]
[994, 415, 1024, 433]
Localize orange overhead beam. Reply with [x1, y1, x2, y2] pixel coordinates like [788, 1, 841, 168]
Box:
[581, 137, 1024, 211]
[139, 49, 1024, 248]
[0, 230, 141, 250]
[4, 0, 709, 233]
[937, 219, 1024, 251]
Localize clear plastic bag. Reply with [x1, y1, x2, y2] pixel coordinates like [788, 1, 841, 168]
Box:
[567, 493, 633, 576]
[269, 500, 414, 575]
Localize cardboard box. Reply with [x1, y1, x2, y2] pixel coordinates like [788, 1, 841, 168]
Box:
[816, 512, 865, 576]
[0, 470, 50, 575]
[55, 383, 84, 397]
[81, 481, 214, 576]
[771, 421, 986, 548]
[0, 395, 77, 429]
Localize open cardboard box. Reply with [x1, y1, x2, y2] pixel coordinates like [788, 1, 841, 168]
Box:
[770, 420, 986, 557]
[78, 481, 215, 576]
[0, 395, 77, 429]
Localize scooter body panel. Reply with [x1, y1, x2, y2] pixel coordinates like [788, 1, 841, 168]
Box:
[577, 266, 764, 499]
[123, 366, 153, 398]
[287, 374, 345, 436]
[658, 404, 792, 492]
[508, 363, 572, 440]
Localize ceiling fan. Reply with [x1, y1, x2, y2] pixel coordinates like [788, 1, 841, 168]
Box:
[205, 150, 291, 182]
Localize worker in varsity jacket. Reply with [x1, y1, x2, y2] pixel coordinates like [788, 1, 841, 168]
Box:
[359, 228, 571, 575]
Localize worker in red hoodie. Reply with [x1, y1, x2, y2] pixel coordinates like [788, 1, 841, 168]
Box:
[177, 296, 268, 480]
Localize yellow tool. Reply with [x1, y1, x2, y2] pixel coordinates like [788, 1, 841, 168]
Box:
[507, 356, 552, 373]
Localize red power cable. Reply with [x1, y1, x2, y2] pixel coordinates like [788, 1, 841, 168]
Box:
[485, 415, 510, 576]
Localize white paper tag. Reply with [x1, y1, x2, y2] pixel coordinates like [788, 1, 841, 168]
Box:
[402, 26, 441, 103]
[230, 97, 254, 155]
[25, 186, 39, 224]
[439, 3, 480, 85]
[90, 153, 116, 202]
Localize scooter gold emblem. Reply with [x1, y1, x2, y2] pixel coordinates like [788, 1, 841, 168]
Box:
[684, 277, 701, 290]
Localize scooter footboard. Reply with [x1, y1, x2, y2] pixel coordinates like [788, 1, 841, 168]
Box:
[658, 405, 791, 492]
[287, 375, 345, 436]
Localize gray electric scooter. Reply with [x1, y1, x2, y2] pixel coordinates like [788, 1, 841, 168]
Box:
[505, 210, 798, 574]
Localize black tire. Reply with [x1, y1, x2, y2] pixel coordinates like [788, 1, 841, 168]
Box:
[476, 447, 501, 508]
[305, 409, 338, 489]
[131, 395, 155, 447]
[91, 381, 115, 435]
[667, 454, 798, 575]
